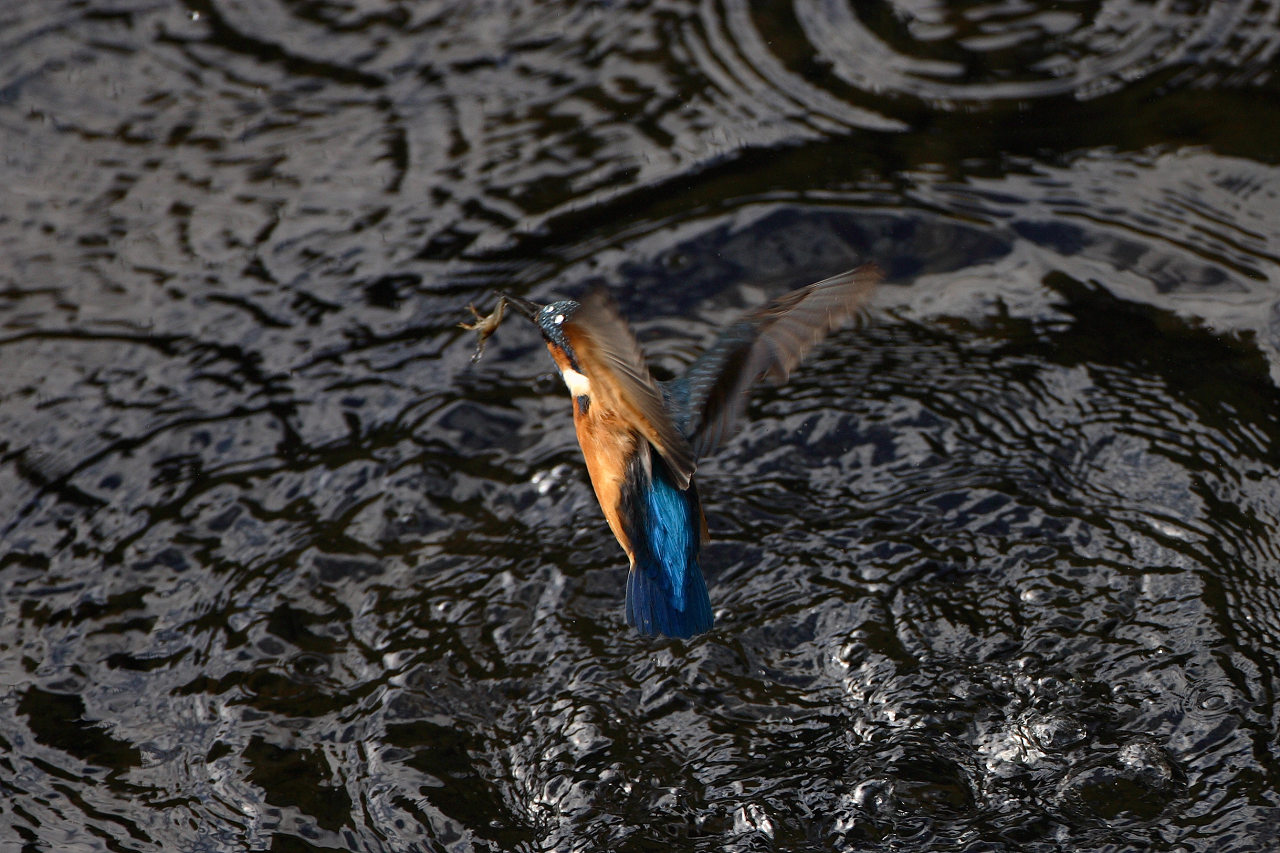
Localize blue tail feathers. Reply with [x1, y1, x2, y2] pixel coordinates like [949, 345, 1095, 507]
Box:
[626, 551, 713, 639]
[623, 455, 713, 639]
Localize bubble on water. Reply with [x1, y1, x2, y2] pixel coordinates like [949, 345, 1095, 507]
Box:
[1181, 677, 1237, 722]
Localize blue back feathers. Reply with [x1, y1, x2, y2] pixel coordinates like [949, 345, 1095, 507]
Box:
[623, 451, 713, 639]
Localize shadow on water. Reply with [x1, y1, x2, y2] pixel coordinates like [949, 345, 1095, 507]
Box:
[2, 0, 1280, 851]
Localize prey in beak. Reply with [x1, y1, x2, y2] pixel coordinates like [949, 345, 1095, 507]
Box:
[458, 292, 545, 362]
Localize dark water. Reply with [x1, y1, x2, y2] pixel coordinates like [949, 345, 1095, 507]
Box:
[3, 0, 1280, 850]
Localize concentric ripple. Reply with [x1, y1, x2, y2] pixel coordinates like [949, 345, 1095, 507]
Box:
[759, 0, 1280, 106]
[3, 0, 1280, 850]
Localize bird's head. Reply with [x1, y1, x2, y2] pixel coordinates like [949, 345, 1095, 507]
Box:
[503, 293, 584, 372]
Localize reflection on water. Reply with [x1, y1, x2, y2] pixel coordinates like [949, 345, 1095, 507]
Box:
[2, 0, 1280, 849]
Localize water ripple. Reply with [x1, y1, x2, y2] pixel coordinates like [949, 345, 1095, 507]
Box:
[787, 0, 1280, 106]
[4, 0, 1280, 849]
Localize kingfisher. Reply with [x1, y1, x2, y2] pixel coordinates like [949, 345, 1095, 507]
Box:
[501, 265, 880, 639]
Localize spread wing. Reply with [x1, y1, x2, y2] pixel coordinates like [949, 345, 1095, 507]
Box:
[571, 288, 697, 488]
[671, 264, 881, 458]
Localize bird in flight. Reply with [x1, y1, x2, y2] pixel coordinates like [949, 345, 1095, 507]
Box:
[482, 264, 879, 639]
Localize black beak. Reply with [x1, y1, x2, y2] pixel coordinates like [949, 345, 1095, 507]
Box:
[501, 292, 542, 321]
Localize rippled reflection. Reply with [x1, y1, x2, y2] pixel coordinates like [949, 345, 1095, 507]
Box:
[2, 0, 1280, 849]
[785, 0, 1280, 104]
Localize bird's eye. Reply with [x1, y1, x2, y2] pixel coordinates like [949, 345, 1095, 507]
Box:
[553, 314, 565, 325]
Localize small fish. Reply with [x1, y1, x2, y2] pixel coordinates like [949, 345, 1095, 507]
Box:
[458, 296, 508, 363]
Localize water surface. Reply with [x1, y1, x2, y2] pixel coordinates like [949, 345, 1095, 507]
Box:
[2, 0, 1280, 850]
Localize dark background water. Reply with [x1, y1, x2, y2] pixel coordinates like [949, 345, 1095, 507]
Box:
[3, 1, 1280, 850]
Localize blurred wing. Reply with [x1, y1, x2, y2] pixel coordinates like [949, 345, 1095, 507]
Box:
[573, 288, 697, 488]
[676, 264, 881, 458]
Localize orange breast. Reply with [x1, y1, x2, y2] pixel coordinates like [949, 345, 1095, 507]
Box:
[572, 400, 641, 565]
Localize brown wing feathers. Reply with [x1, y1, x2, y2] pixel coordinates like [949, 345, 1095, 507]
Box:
[563, 264, 878, 476]
[571, 290, 697, 488]
[678, 264, 880, 458]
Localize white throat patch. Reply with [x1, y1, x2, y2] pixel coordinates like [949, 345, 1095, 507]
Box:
[561, 367, 591, 398]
